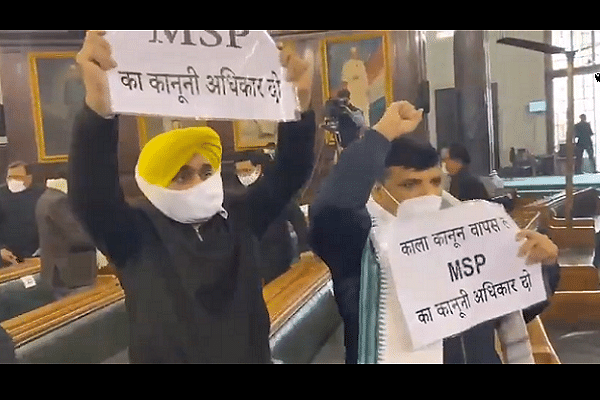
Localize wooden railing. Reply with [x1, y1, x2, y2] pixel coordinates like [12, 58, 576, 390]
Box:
[1, 252, 333, 353]
[512, 189, 600, 363]
[264, 253, 332, 337]
[528, 317, 560, 364]
[0, 259, 41, 285]
[1, 275, 124, 348]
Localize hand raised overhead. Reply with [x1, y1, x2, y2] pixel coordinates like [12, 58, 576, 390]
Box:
[76, 30, 117, 118]
[278, 43, 313, 112]
[374, 101, 424, 142]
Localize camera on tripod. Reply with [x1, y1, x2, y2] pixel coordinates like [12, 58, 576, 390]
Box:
[321, 90, 366, 150]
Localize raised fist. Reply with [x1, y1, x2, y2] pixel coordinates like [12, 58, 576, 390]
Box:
[374, 101, 424, 141]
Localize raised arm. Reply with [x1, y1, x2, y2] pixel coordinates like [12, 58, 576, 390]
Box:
[245, 111, 316, 240]
[310, 102, 425, 259]
[245, 45, 317, 239]
[69, 31, 141, 267]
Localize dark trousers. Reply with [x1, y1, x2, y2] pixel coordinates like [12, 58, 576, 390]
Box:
[576, 141, 597, 174]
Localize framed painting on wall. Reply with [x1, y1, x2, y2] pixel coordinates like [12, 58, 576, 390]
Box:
[233, 119, 279, 152]
[137, 116, 208, 148]
[321, 31, 393, 128]
[233, 41, 314, 152]
[29, 52, 85, 163]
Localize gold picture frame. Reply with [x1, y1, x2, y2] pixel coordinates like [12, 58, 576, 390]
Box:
[233, 119, 279, 152]
[29, 52, 84, 163]
[232, 41, 299, 152]
[321, 31, 393, 128]
[137, 116, 208, 149]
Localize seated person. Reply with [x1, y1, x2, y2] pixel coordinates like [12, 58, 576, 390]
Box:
[0, 161, 45, 266]
[36, 169, 97, 299]
[231, 151, 310, 285]
[443, 144, 490, 201]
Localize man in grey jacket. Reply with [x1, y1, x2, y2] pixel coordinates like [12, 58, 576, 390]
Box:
[36, 171, 97, 299]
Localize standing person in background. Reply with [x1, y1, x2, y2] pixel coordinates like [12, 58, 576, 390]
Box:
[575, 114, 597, 174]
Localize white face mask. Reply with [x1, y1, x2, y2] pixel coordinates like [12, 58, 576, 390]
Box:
[46, 178, 68, 194]
[237, 169, 261, 188]
[396, 195, 443, 218]
[7, 179, 27, 194]
[380, 185, 442, 218]
[135, 169, 226, 225]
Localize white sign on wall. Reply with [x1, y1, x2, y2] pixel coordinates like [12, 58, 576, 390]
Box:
[382, 201, 547, 350]
[105, 30, 299, 121]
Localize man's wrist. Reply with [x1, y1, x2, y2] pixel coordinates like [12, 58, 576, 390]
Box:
[373, 124, 397, 142]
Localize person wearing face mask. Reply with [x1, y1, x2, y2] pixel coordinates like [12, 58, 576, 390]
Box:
[233, 151, 310, 285]
[68, 31, 316, 364]
[310, 101, 560, 364]
[0, 161, 45, 265]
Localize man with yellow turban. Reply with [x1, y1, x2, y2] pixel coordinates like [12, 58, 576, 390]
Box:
[69, 31, 316, 364]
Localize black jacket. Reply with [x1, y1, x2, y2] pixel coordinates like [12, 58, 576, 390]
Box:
[0, 185, 45, 261]
[69, 105, 315, 364]
[449, 169, 490, 202]
[575, 121, 594, 145]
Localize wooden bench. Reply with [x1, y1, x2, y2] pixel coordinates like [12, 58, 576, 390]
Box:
[541, 291, 600, 325]
[528, 317, 561, 364]
[3, 253, 341, 364]
[266, 253, 342, 364]
[518, 189, 599, 291]
[2, 275, 124, 348]
[513, 191, 600, 363]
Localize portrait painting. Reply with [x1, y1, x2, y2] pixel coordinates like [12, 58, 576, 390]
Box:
[138, 116, 208, 148]
[322, 32, 393, 128]
[29, 52, 85, 163]
[234, 41, 315, 151]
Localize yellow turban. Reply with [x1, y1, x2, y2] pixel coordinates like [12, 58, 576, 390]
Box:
[137, 127, 222, 188]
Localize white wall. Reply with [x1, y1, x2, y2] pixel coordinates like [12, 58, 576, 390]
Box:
[425, 30, 455, 148]
[426, 30, 547, 168]
[488, 30, 547, 168]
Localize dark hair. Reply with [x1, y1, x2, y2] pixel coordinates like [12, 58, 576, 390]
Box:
[379, 136, 440, 182]
[337, 89, 351, 99]
[7, 161, 31, 176]
[47, 165, 68, 180]
[448, 143, 471, 165]
[233, 150, 272, 168]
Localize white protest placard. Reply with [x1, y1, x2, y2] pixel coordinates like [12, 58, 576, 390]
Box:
[105, 30, 299, 121]
[383, 201, 547, 350]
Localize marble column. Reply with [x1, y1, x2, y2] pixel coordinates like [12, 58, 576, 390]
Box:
[453, 30, 495, 176]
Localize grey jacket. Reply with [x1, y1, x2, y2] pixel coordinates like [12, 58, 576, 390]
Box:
[36, 188, 97, 289]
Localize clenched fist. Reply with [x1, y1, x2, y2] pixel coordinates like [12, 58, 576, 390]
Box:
[374, 101, 424, 142]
